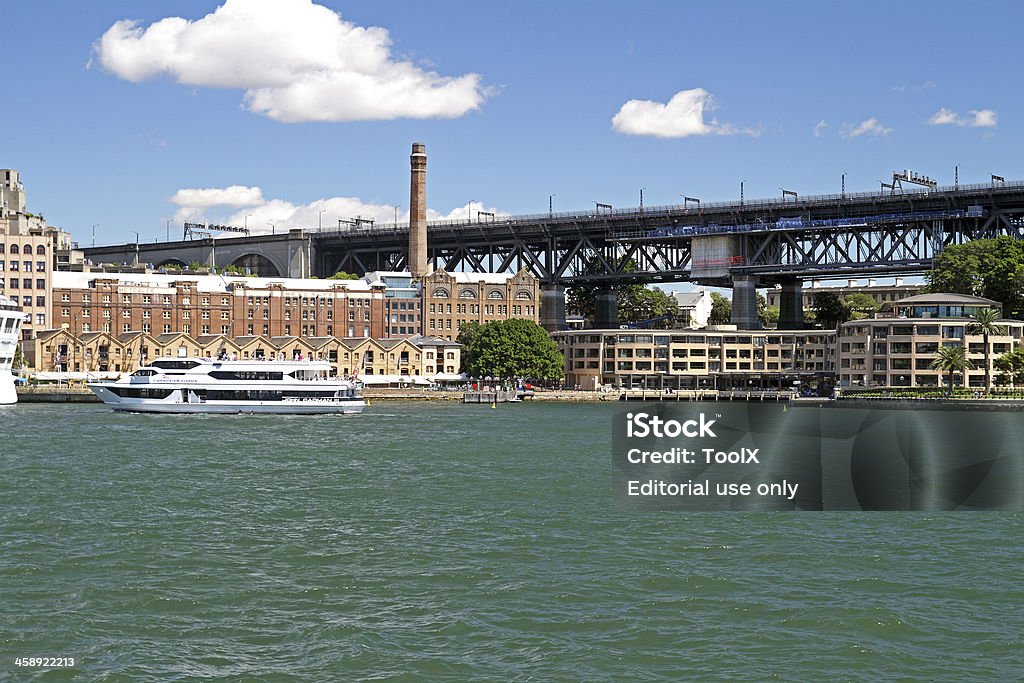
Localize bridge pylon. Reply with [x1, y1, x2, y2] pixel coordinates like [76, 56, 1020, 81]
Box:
[730, 275, 762, 330]
[540, 284, 567, 332]
[777, 277, 805, 330]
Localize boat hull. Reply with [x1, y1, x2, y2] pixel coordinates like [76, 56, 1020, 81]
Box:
[89, 385, 364, 414]
[0, 368, 16, 405]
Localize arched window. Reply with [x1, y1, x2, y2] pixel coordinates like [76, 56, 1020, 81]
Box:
[515, 290, 533, 300]
[36, 245, 46, 255]
[433, 288, 450, 298]
[487, 290, 504, 300]
[9, 244, 18, 254]
[459, 289, 476, 299]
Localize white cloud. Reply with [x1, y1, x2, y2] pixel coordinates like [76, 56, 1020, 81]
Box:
[928, 108, 997, 128]
[611, 88, 756, 138]
[169, 186, 503, 232]
[93, 0, 487, 122]
[813, 120, 829, 137]
[171, 186, 265, 209]
[840, 118, 892, 139]
[891, 80, 935, 92]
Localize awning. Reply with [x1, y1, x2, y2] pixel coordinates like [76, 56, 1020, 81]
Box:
[358, 374, 433, 386]
[429, 372, 467, 382]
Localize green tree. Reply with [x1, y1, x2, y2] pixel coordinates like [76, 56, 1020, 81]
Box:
[994, 348, 1024, 387]
[328, 271, 361, 280]
[969, 307, 1005, 393]
[843, 293, 880, 319]
[926, 236, 1024, 318]
[709, 292, 731, 324]
[455, 321, 483, 371]
[930, 345, 974, 392]
[811, 291, 852, 328]
[620, 287, 678, 326]
[761, 305, 780, 328]
[457, 319, 563, 380]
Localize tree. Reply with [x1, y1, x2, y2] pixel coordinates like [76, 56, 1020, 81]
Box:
[930, 345, 974, 392]
[328, 271, 360, 280]
[969, 307, 1005, 393]
[455, 321, 483, 371]
[457, 319, 563, 380]
[811, 291, 852, 328]
[843, 293, 880, 319]
[994, 348, 1024, 387]
[619, 287, 678, 326]
[926, 236, 1024, 318]
[761, 305, 780, 328]
[709, 292, 731, 324]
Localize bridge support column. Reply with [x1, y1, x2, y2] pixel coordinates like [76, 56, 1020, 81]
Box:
[730, 275, 761, 330]
[594, 288, 619, 329]
[778, 277, 805, 330]
[540, 284, 567, 332]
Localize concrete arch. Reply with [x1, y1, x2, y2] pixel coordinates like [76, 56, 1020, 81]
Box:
[155, 258, 189, 270]
[229, 253, 281, 277]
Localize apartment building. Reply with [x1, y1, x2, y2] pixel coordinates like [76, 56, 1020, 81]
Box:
[836, 293, 1024, 388]
[553, 328, 835, 392]
[0, 169, 81, 339]
[554, 293, 1024, 392]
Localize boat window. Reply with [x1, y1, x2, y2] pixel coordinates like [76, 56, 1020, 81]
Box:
[209, 371, 284, 381]
[151, 359, 202, 370]
[131, 369, 157, 377]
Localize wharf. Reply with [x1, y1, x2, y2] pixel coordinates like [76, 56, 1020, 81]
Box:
[463, 390, 531, 404]
[619, 389, 796, 401]
[17, 386, 101, 403]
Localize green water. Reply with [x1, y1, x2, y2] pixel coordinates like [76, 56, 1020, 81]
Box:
[1, 403, 1021, 681]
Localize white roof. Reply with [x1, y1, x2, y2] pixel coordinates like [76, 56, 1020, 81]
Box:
[53, 271, 377, 294]
[446, 271, 517, 284]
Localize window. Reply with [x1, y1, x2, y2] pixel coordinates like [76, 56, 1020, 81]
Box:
[36, 279, 44, 290]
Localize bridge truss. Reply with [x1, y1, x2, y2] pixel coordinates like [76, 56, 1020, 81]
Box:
[315, 180, 1024, 286]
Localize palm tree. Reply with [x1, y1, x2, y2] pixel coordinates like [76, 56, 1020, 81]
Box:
[930, 345, 974, 394]
[969, 308, 1005, 394]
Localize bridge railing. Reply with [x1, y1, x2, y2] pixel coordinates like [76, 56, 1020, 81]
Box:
[308, 179, 1024, 240]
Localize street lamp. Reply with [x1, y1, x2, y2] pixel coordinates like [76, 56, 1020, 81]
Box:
[318, 209, 326, 230]
[244, 214, 251, 230]
[166, 219, 171, 241]
[640, 187, 646, 211]
[740, 180, 745, 207]
[468, 200, 477, 222]
[549, 193, 556, 216]
[841, 173, 846, 198]
[92, 224, 98, 248]
[267, 222, 275, 235]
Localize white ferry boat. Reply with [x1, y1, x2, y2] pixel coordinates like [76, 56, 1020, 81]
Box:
[88, 357, 365, 414]
[0, 294, 25, 405]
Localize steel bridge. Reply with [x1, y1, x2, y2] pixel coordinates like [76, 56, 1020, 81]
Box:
[82, 180, 1024, 330]
[312, 179, 1024, 329]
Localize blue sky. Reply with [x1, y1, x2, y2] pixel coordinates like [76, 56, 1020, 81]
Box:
[2, 0, 1020, 248]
